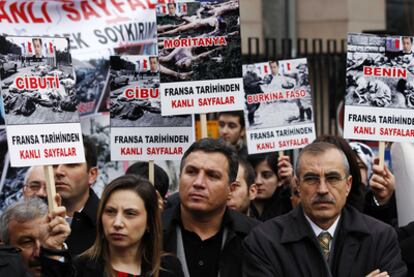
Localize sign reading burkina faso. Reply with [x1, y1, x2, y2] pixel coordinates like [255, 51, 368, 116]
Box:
[243, 58, 316, 154]
[0, 35, 85, 167]
[156, 0, 244, 115]
[344, 33, 414, 142]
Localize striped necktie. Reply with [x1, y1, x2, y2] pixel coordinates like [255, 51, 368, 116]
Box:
[318, 231, 332, 261]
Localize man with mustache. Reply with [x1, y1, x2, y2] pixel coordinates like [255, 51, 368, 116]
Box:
[162, 138, 259, 277]
[54, 136, 99, 256]
[243, 141, 407, 277]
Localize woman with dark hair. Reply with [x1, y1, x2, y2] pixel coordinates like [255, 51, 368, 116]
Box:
[248, 152, 292, 221]
[75, 175, 183, 277]
[314, 135, 365, 211]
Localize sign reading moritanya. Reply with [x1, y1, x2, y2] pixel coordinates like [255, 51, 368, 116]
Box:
[344, 33, 414, 142]
[156, 0, 244, 115]
[109, 54, 194, 160]
[0, 35, 84, 167]
[243, 59, 316, 154]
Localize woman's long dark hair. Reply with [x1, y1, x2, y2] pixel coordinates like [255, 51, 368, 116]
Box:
[81, 174, 162, 277]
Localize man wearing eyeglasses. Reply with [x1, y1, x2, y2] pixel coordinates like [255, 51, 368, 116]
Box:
[22, 166, 47, 202]
[243, 141, 407, 277]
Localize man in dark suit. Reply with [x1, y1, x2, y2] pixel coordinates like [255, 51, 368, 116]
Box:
[54, 136, 99, 256]
[243, 141, 407, 277]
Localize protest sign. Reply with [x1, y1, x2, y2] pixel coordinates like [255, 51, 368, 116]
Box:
[156, 0, 244, 116]
[0, 35, 85, 167]
[109, 55, 194, 160]
[243, 59, 316, 154]
[0, 0, 158, 116]
[0, 1, 160, 209]
[344, 33, 414, 142]
[0, 1, 157, 53]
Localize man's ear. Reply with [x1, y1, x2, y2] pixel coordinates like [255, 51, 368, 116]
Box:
[249, 184, 257, 201]
[240, 127, 246, 139]
[229, 181, 237, 193]
[88, 167, 98, 186]
[293, 176, 301, 193]
[345, 175, 352, 196]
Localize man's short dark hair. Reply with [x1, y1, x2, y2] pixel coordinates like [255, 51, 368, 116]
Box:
[218, 111, 245, 129]
[126, 162, 170, 199]
[238, 157, 255, 189]
[403, 36, 413, 43]
[83, 135, 97, 169]
[269, 60, 279, 66]
[32, 38, 42, 44]
[295, 141, 350, 177]
[167, 3, 176, 8]
[180, 138, 239, 183]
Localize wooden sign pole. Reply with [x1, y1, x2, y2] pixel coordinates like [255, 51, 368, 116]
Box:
[43, 165, 57, 213]
[200, 113, 208, 138]
[149, 160, 155, 185]
[378, 141, 386, 169]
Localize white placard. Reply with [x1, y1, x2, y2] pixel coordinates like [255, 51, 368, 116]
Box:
[6, 123, 85, 167]
[243, 58, 315, 154]
[160, 78, 244, 115]
[111, 126, 194, 160]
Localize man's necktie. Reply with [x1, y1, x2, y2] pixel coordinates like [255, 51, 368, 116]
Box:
[318, 231, 332, 261]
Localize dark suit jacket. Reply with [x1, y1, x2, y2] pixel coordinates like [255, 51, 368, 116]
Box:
[66, 189, 99, 256]
[162, 205, 259, 277]
[363, 190, 398, 226]
[243, 205, 407, 277]
[250, 185, 292, 221]
[0, 246, 26, 276]
[0, 245, 72, 277]
[398, 221, 414, 276]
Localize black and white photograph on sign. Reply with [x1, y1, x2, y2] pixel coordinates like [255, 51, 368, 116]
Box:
[75, 44, 158, 117]
[73, 53, 110, 116]
[81, 115, 125, 197]
[156, 0, 242, 82]
[346, 33, 414, 109]
[110, 55, 192, 127]
[243, 59, 313, 130]
[0, 35, 78, 125]
[0, 101, 5, 126]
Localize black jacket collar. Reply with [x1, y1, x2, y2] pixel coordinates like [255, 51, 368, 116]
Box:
[76, 189, 99, 227]
[280, 205, 371, 244]
[162, 204, 257, 237]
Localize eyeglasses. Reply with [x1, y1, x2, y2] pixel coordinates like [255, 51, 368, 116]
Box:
[301, 173, 347, 186]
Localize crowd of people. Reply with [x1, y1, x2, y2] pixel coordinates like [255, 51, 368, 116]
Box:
[0, 114, 413, 277]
